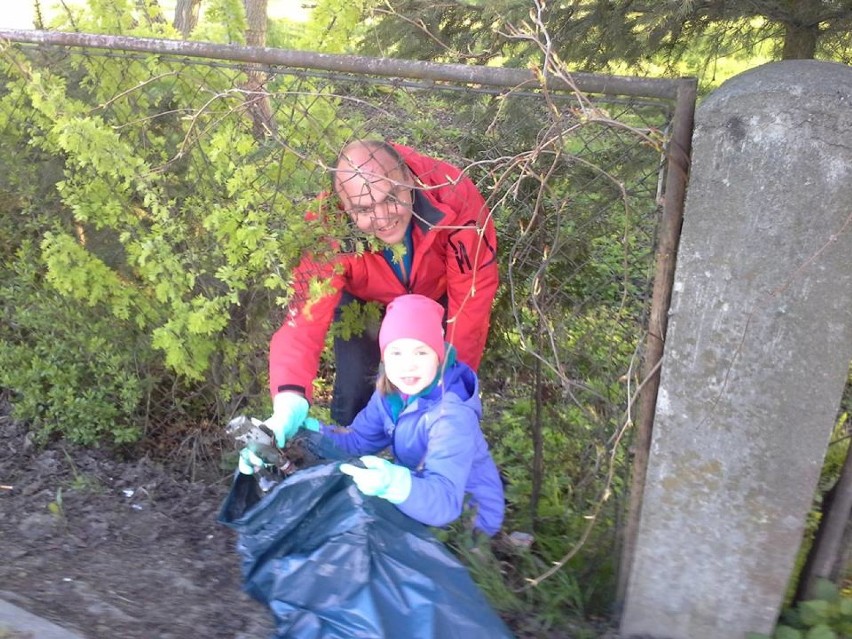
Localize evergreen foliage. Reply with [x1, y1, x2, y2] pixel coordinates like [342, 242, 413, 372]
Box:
[355, 0, 852, 75]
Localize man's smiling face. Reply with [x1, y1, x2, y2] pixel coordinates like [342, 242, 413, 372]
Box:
[334, 144, 414, 245]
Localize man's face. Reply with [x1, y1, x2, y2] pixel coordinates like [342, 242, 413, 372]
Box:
[335, 149, 414, 245]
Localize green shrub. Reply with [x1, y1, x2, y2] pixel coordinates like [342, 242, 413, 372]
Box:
[748, 579, 852, 639]
[0, 242, 146, 444]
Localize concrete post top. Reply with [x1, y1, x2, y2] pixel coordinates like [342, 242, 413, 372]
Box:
[700, 59, 852, 109]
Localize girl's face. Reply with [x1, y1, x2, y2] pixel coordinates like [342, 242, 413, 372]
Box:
[382, 338, 440, 395]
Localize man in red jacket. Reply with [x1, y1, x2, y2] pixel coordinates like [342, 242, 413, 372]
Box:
[264, 139, 498, 438]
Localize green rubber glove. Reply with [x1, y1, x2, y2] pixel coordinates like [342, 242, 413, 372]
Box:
[264, 392, 310, 447]
[237, 447, 269, 475]
[302, 417, 322, 432]
[339, 455, 412, 504]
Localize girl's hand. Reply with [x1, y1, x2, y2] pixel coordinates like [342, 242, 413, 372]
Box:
[339, 455, 412, 504]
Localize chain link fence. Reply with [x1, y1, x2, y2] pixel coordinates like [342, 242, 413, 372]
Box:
[0, 30, 695, 607]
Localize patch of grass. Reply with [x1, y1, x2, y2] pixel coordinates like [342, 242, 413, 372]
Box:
[62, 447, 103, 493]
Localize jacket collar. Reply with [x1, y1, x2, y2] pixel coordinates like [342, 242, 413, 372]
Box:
[411, 188, 445, 233]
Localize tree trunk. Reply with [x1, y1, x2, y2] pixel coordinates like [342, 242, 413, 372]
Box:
[173, 0, 202, 38]
[242, 0, 277, 139]
[244, 0, 268, 48]
[795, 439, 852, 601]
[781, 0, 820, 60]
[530, 334, 544, 527]
[782, 21, 818, 59]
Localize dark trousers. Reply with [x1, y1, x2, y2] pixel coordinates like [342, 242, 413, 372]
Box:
[331, 292, 382, 426]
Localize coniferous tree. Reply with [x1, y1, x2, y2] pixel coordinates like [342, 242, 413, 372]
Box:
[357, 0, 852, 70]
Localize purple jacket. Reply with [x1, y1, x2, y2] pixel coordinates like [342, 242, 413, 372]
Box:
[321, 360, 505, 536]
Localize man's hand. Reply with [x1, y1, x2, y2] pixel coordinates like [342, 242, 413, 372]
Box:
[339, 455, 412, 504]
[264, 392, 310, 447]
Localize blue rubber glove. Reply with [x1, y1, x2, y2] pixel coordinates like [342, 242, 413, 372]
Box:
[339, 455, 412, 504]
[264, 392, 310, 447]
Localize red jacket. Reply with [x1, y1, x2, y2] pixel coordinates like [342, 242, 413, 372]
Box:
[269, 143, 498, 401]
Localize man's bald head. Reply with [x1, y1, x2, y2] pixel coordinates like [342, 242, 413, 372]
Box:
[332, 140, 415, 245]
[333, 140, 410, 191]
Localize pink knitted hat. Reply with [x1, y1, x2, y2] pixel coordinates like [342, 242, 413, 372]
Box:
[379, 294, 445, 361]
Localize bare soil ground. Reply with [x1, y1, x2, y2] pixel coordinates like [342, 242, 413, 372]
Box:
[0, 396, 277, 639]
[0, 392, 619, 639]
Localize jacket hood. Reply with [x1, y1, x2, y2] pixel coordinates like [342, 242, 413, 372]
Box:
[420, 357, 481, 419]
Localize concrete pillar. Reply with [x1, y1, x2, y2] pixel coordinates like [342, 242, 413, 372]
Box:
[620, 60, 852, 639]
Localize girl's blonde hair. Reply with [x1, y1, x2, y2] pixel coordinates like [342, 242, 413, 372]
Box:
[375, 363, 397, 396]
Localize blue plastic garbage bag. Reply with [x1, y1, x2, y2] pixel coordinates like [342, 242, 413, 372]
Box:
[218, 460, 515, 639]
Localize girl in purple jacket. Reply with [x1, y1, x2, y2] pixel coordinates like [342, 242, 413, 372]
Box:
[324, 293, 505, 537]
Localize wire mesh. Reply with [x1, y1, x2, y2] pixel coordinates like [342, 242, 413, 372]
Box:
[0, 37, 685, 594]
